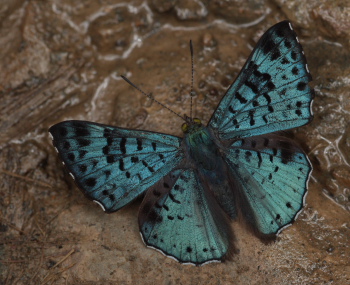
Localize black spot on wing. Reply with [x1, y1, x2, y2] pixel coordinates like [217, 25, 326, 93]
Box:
[77, 139, 91, 147]
[271, 49, 281, 61]
[297, 82, 307, 91]
[137, 138, 143, 151]
[245, 151, 252, 162]
[245, 80, 258, 94]
[67, 153, 75, 162]
[169, 193, 181, 204]
[119, 159, 125, 171]
[266, 81, 275, 91]
[284, 39, 292, 49]
[262, 38, 275, 54]
[120, 138, 127, 154]
[142, 160, 155, 173]
[292, 66, 299, 75]
[235, 92, 248, 104]
[262, 115, 268, 123]
[263, 93, 271, 104]
[103, 128, 115, 146]
[152, 142, 157, 151]
[102, 145, 109, 155]
[131, 156, 139, 163]
[85, 177, 97, 187]
[257, 152, 262, 168]
[249, 110, 256, 126]
[79, 164, 87, 173]
[229, 105, 236, 114]
[73, 124, 90, 137]
[107, 155, 118, 163]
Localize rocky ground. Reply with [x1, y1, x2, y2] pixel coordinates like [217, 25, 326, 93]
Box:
[0, 0, 349, 284]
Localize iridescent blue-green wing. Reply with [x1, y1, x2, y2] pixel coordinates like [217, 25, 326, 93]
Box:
[224, 136, 311, 236]
[209, 21, 314, 140]
[139, 167, 234, 265]
[49, 120, 184, 212]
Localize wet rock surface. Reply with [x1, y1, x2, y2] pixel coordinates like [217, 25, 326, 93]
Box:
[1, 0, 349, 284]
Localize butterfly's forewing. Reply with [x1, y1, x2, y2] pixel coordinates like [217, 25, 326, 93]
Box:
[224, 136, 311, 235]
[209, 21, 314, 140]
[139, 167, 234, 265]
[49, 121, 184, 212]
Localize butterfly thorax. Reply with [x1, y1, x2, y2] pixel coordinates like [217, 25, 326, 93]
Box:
[182, 119, 220, 171]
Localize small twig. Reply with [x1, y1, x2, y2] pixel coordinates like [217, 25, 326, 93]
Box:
[41, 249, 75, 284]
[44, 201, 73, 227]
[51, 249, 75, 269]
[5, 222, 26, 235]
[1, 169, 52, 188]
[41, 262, 76, 285]
[0, 259, 26, 263]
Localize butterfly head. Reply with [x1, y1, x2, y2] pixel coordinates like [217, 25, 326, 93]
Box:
[181, 117, 202, 133]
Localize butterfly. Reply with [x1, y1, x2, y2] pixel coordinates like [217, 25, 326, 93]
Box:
[49, 21, 314, 265]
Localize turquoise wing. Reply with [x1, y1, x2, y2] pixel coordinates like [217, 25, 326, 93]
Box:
[49, 121, 184, 212]
[139, 168, 234, 265]
[224, 136, 311, 235]
[208, 20, 314, 140]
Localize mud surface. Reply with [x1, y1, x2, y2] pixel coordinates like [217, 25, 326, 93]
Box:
[1, 1, 349, 284]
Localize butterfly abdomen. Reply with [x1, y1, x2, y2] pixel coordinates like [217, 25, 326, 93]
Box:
[183, 125, 238, 219]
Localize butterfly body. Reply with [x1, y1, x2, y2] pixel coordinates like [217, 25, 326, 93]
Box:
[184, 121, 220, 170]
[183, 120, 238, 220]
[49, 21, 314, 265]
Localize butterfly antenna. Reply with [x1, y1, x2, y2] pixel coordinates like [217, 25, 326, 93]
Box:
[189, 40, 195, 120]
[121, 75, 189, 123]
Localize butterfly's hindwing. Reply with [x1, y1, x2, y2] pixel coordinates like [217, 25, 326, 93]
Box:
[49, 121, 184, 212]
[139, 167, 233, 265]
[209, 21, 314, 140]
[224, 136, 311, 235]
